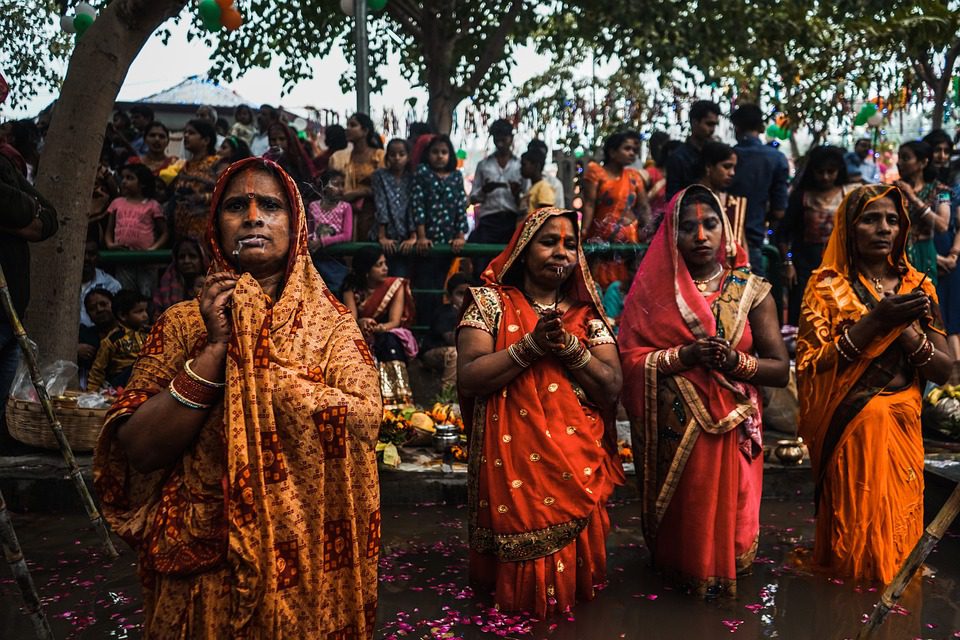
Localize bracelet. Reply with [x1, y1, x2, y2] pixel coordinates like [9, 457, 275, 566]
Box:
[729, 352, 759, 380]
[184, 358, 226, 388]
[841, 327, 863, 357]
[168, 370, 219, 410]
[835, 339, 856, 363]
[909, 336, 935, 367]
[656, 347, 684, 375]
[508, 333, 546, 368]
[507, 343, 532, 368]
[557, 335, 592, 370]
[907, 335, 930, 360]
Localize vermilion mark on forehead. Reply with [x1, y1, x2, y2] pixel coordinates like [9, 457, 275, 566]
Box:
[695, 203, 706, 240]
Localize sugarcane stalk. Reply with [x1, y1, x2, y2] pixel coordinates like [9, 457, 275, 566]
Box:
[0, 489, 55, 639]
[856, 482, 960, 638]
[0, 264, 118, 558]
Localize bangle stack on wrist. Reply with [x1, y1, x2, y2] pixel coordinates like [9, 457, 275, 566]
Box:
[835, 327, 863, 362]
[729, 351, 759, 380]
[656, 347, 684, 375]
[507, 333, 546, 368]
[168, 358, 226, 410]
[908, 335, 935, 367]
[557, 334, 593, 370]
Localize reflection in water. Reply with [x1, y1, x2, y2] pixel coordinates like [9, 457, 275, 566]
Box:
[0, 499, 958, 638]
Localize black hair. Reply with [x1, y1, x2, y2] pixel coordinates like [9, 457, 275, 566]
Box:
[730, 103, 764, 132]
[602, 130, 642, 164]
[446, 272, 474, 294]
[689, 100, 721, 123]
[112, 289, 149, 318]
[144, 120, 169, 138]
[647, 131, 670, 166]
[423, 134, 458, 173]
[349, 112, 384, 149]
[385, 138, 412, 173]
[408, 121, 435, 139]
[7, 119, 41, 158]
[678, 188, 722, 217]
[795, 145, 847, 192]
[923, 129, 952, 150]
[83, 286, 114, 306]
[489, 118, 514, 138]
[899, 140, 938, 183]
[324, 124, 347, 152]
[185, 118, 217, 155]
[222, 136, 252, 163]
[527, 139, 549, 157]
[234, 104, 253, 120]
[317, 168, 346, 191]
[120, 162, 157, 199]
[112, 109, 131, 128]
[521, 149, 546, 172]
[694, 141, 736, 179]
[129, 104, 154, 121]
[854, 137, 872, 146]
[660, 140, 683, 165]
[345, 245, 385, 291]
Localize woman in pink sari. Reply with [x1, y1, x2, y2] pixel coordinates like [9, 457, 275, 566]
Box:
[619, 185, 788, 597]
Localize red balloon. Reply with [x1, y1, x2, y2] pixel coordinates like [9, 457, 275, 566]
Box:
[215, 0, 234, 8]
[221, 7, 243, 31]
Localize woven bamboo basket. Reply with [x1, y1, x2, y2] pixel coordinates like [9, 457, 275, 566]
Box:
[5, 391, 108, 452]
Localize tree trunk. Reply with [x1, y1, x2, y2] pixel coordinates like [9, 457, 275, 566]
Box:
[427, 92, 459, 135]
[931, 79, 947, 130]
[28, 0, 186, 365]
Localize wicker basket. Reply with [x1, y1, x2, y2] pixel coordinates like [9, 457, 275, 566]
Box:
[5, 392, 109, 452]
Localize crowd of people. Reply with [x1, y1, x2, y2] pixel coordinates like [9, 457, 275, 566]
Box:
[1, 95, 958, 636]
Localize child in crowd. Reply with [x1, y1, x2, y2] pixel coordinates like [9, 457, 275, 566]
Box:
[410, 134, 467, 309]
[602, 251, 640, 331]
[420, 273, 473, 391]
[78, 287, 117, 387]
[229, 105, 256, 146]
[104, 162, 168, 296]
[519, 149, 556, 222]
[372, 138, 417, 278]
[214, 136, 252, 176]
[307, 169, 353, 293]
[86, 290, 151, 391]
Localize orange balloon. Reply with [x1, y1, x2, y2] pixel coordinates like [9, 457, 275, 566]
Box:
[215, 0, 234, 8]
[221, 7, 242, 30]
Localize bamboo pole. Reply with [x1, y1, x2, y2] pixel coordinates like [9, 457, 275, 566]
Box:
[0, 264, 118, 558]
[856, 483, 960, 638]
[0, 489, 55, 639]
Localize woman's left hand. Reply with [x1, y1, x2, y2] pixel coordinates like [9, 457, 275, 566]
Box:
[702, 336, 734, 370]
[451, 237, 465, 254]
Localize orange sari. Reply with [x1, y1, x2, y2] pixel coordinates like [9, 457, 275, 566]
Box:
[797, 184, 942, 583]
[583, 162, 646, 289]
[94, 158, 382, 638]
[619, 186, 770, 597]
[459, 208, 624, 618]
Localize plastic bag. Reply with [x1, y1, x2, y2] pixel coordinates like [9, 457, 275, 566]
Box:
[10, 339, 79, 402]
[75, 392, 113, 409]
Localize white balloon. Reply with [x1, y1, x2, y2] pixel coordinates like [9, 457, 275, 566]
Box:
[75, 2, 97, 18]
[340, 0, 355, 15]
[867, 112, 884, 127]
[60, 14, 77, 32]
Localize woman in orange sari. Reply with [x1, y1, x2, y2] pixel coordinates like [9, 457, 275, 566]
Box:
[457, 207, 625, 617]
[93, 158, 382, 638]
[797, 184, 952, 583]
[619, 185, 788, 597]
[343, 245, 417, 406]
[581, 131, 651, 289]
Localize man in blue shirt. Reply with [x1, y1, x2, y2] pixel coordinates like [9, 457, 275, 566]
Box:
[728, 104, 789, 276]
[665, 100, 721, 200]
[844, 138, 881, 184]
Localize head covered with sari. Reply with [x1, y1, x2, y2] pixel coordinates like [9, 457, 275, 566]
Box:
[95, 157, 381, 637]
[797, 184, 941, 482]
[619, 185, 768, 433]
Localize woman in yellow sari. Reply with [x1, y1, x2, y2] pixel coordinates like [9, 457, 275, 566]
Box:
[797, 184, 952, 583]
[94, 158, 382, 638]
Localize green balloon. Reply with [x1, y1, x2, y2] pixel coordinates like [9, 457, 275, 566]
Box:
[73, 13, 94, 35]
[777, 127, 791, 140]
[854, 103, 878, 126]
[368, 0, 388, 10]
[456, 148, 467, 160]
[765, 124, 782, 138]
[198, 0, 222, 31]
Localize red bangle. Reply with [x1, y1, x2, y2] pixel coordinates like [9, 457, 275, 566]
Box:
[169, 370, 220, 409]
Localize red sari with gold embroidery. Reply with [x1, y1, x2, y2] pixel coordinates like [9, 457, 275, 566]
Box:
[458, 208, 624, 617]
[619, 185, 769, 597]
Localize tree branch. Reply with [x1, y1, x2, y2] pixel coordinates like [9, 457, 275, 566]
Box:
[387, 0, 422, 39]
[456, 0, 523, 96]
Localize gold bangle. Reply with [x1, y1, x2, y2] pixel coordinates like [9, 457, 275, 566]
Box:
[184, 358, 226, 388]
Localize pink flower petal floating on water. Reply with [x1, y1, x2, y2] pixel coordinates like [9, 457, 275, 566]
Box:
[646, 594, 658, 600]
[722, 619, 744, 633]
[744, 603, 763, 614]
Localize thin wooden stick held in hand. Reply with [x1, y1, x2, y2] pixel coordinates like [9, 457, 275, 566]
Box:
[857, 483, 960, 638]
[0, 264, 118, 558]
[0, 489, 55, 639]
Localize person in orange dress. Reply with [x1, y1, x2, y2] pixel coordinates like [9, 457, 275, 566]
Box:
[93, 157, 382, 638]
[619, 185, 788, 597]
[457, 207, 625, 618]
[797, 184, 952, 583]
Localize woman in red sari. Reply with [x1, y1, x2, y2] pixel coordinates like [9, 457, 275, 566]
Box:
[457, 207, 625, 617]
[619, 185, 788, 597]
[344, 245, 417, 405]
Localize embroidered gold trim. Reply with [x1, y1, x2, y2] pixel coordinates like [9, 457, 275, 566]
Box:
[472, 517, 589, 562]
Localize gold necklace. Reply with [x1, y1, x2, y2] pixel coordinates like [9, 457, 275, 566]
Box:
[693, 265, 724, 292]
[870, 276, 884, 293]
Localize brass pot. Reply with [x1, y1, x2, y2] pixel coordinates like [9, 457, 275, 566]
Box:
[774, 438, 805, 465]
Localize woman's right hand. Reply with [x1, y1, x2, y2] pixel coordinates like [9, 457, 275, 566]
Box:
[531, 309, 566, 352]
[358, 317, 378, 335]
[869, 291, 930, 328]
[416, 237, 433, 256]
[199, 272, 237, 344]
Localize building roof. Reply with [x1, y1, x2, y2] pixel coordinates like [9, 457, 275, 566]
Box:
[138, 75, 251, 108]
